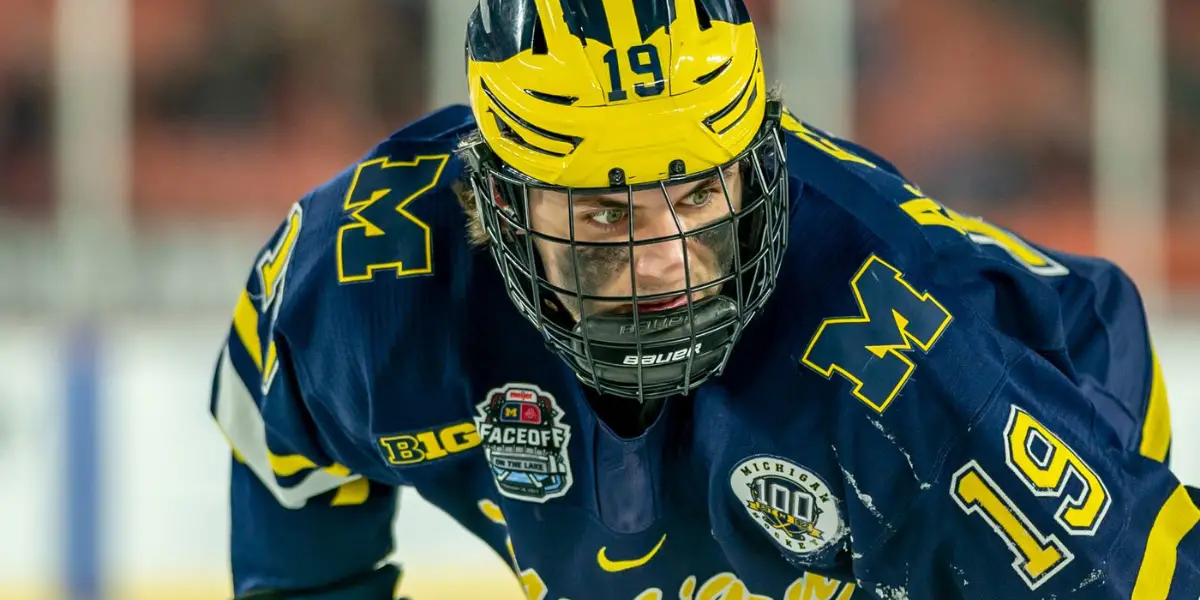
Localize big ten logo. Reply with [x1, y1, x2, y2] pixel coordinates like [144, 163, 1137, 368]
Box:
[378, 422, 481, 466]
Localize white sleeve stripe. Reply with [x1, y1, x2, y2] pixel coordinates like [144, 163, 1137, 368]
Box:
[214, 348, 358, 509]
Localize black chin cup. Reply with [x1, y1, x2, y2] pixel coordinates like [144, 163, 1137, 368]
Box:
[567, 296, 739, 395]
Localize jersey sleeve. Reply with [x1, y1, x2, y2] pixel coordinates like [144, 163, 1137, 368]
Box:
[209, 205, 401, 599]
[854, 352, 1200, 599]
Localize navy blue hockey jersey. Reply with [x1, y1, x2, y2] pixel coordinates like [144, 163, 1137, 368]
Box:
[209, 104, 1195, 600]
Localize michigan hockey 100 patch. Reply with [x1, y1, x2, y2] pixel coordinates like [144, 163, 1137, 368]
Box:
[730, 455, 847, 559]
[474, 383, 573, 503]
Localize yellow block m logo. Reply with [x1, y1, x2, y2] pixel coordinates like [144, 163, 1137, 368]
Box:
[801, 255, 953, 413]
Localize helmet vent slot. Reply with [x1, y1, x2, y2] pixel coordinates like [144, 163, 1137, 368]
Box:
[482, 80, 584, 149]
[694, 58, 732, 85]
[525, 89, 580, 106]
[531, 12, 549, 55]
[491, 110, 568, 158]
[694, 0, 713, 31]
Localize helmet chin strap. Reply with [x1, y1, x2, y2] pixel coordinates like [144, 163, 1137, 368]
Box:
[568, 296, 740, 401]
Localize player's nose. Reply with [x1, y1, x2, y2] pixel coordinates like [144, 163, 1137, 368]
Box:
[631, 211, 688, 289]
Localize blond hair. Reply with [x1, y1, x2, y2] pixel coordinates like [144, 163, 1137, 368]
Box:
[453, 179, 491, 247]
[454, 128, 493, 247]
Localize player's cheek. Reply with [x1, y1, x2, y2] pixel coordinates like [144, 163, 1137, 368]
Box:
[578, 246, 632, 293]
[689, 224, 735, 281]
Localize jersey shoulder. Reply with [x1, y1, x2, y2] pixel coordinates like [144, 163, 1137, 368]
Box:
[779, 111, 978, 267]
[777, 111, 1154, 431]
[776, 110, 1023, 416]
[282, 103, 475, 294]
[766, 114, 1056, 538]
[237, 105, 485, 462]
[770, 113, 1159, 556]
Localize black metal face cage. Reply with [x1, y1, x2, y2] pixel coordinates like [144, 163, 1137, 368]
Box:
[462, 101, 790, 402]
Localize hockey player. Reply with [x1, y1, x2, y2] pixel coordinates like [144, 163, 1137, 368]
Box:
[210, 1, 1198, 598]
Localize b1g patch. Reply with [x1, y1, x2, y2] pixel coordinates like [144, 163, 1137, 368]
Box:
[730, 455, 847, 559]
[474, 383, 573, 503]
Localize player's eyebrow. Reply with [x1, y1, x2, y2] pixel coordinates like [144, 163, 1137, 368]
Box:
[568, 176, 720, 211]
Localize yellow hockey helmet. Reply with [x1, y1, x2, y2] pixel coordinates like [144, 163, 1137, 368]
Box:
[467, 0, 768, 187]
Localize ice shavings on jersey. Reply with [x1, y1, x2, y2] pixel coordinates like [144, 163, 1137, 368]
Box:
[867, 417, 921, 486]
[952, 565, 968, 588]
[1073, 569, 1105, 592]
[873, 583, 910, 600]
[830, 445, 883, 522]
[839, 465, 883, 521]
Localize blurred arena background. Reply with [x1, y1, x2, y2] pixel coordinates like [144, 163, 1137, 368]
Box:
[0, 1, 1198, 598]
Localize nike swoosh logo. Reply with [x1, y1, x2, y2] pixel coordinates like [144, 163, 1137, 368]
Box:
[597, 533, 667, 573]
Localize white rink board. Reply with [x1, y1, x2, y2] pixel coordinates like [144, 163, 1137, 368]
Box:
[0, 315, 1197, 598]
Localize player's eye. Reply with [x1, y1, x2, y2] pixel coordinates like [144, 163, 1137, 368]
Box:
[680, 186, 718, 209]
[586, 208, 627, 227]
